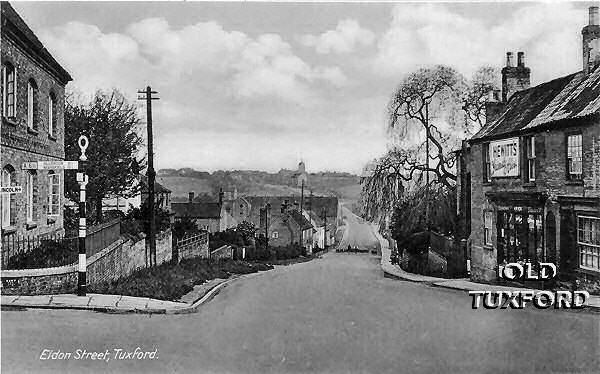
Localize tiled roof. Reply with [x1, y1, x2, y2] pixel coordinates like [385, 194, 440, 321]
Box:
[139, 175, 171, 194]
[172, 202, 221, 219]
[1, 2, 72, 84]
[289, 210, 313, 231]
[471, 68, 600, 141]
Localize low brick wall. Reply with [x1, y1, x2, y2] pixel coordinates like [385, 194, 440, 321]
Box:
[1, 230, 173, 295]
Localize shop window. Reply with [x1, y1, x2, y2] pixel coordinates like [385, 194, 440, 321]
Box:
[47, 171, 60, 216]
[525, 136, 535, 182]
[578, 216, 600, 272]
[484, 211, 493, 246]
[27, 79, 39, 130]
[1, 165, 16, 228]
[482, 143, 491, 182]
[2, 63, 16, 118]
[567, 134, 582, 180]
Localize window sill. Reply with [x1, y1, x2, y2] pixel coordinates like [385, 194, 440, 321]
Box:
[27, 127, 39, 135]
[26, 222, 38, 230]
[576, 268, 600, 277]
[483, 244, 494, 250]
[482, 181, 493, 186]
[565, 179, 583, 186]
[2, 116, 18, 126]
[522, 181, 536, 188]
[48, 134, 57, 141]
[1, 226, 17, 235]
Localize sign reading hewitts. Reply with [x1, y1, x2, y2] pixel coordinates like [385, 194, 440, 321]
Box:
[490, 138, 519, 177]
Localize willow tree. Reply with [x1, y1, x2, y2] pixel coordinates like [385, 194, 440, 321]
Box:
[360, 65, 498, 222]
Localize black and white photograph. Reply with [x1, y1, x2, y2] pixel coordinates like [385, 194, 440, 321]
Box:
[0, 0, 599, 373]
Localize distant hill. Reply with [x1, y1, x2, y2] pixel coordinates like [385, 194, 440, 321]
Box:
[157, 167, 362, 203]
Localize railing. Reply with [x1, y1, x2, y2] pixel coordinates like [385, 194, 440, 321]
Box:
[174, 232, 209, 261]
[1, 219, 122, 269]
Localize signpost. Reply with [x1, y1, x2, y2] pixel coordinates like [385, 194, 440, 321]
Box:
[76, 136, 89, 296]
[21, 161, 79, 170]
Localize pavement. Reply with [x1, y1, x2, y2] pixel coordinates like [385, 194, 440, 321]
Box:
[372, 222, 600, 311]
[0, 276, 235, 314]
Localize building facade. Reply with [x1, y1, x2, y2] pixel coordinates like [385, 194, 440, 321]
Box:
[458, 7, 600, 292]
[1, 2, 72, 240]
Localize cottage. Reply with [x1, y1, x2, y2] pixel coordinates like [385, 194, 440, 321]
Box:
[1, 2, 72, 239]
[171, 192, 222, 233]
[457, 6, 600, 292]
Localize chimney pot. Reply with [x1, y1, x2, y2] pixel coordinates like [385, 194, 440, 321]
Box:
[506, 52, 515, 67]
[590, 6, 599, 26]
[517, 52, 525, 67]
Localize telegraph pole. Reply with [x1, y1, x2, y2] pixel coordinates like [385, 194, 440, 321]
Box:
[321, 208, 327, 249]
[138, 86, 159, 267]
[300, 179, 304, 213]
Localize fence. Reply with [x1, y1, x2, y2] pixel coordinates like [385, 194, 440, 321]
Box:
[1, 219, 122, 269]
[174, 232, 209, 261]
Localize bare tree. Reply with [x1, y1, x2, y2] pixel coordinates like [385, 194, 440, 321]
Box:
[360, 65, 498, 220]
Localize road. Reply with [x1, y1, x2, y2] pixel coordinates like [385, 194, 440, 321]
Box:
[337, 205, 380, 252]
[2, 251, 598, 374]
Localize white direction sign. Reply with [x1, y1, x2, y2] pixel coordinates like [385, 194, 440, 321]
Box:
[0, 186, 23, 194]
[22, 161, 79, 170]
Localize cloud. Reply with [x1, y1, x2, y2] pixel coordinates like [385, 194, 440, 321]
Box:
[40, 18, 346, 104]
[300, 19, 375, 54]
[373, 3, 584, 84]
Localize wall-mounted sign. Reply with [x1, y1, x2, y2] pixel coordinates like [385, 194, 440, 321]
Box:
[22, 161, 79, 170]
[0, 186, 22, 194]
[490, 137, 520, 177]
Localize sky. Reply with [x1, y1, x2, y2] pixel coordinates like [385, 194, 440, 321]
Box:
[11, 1, 596, 174]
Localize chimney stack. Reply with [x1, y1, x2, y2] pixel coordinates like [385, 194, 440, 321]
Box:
[517, 52, 525, 67]
[506, 52, 515, 67]
[590, 6, 599, 25]
[501, 51, 530, 102]
[218, 188, 224, 206]
[188, 191, 195, 203]
[583, 6, 600, 75]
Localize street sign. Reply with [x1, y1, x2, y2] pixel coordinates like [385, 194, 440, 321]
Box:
[22, 161, 79, 170]
[0, 186, 22, 194]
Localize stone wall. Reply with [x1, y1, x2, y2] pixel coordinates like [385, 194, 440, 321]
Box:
[211, 245, 233, 261]
[0, 230, 173, 294]
[176, 232, 209, 261]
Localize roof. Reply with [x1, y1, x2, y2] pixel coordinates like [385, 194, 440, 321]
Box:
[139, 175, 171, 194]
[1, 2, 72, 84]
[172, 202, 221, 219]
[471, 68, 600, 141]
[289, 210, 313, 231]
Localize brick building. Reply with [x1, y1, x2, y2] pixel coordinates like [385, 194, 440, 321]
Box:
[1, 2, 72, 239]
[457, 7, 600, 292]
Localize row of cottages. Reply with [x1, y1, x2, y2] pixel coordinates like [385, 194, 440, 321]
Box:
[457, 6, 600, 292]
[171, 190, 339, 251]
[1, 2, 72, 240]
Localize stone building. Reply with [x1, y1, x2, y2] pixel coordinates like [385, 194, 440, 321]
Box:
[457, 6, 600, 292]
[1, 2, 72, 239]
[292, 161, 308, 187]
[171, 192, 222, 233]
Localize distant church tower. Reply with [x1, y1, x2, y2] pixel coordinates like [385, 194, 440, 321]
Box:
[295, 161, 308, 187]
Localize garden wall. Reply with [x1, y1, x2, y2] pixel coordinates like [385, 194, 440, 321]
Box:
[0, 230, 173, 295]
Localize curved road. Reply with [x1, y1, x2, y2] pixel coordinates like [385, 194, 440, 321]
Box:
[2, 252, 598, 374]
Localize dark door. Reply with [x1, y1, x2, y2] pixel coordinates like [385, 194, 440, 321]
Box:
[546, 211, 556, 264]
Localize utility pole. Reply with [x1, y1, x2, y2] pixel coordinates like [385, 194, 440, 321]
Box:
[425, 106, 430, 233]
[300, 179, 304, 213]
[138, 86, 159, 267]
[321, 208, 327, 249]
[264, 203, 271, 254]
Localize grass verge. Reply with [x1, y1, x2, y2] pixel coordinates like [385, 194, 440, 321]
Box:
[89, 258, 274, 301]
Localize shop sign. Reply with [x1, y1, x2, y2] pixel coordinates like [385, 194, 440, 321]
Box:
[490, 137, 520, 177]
